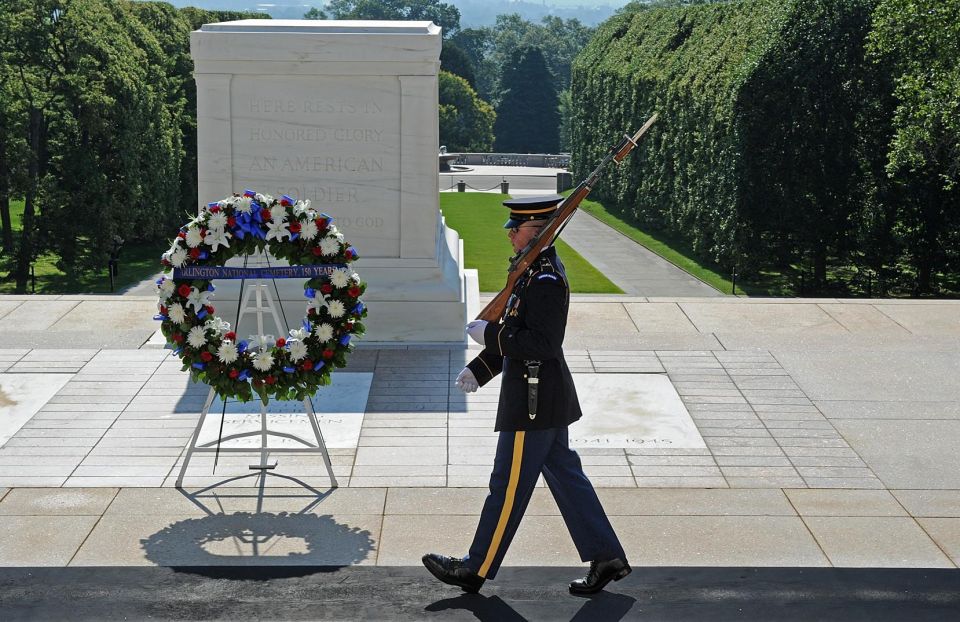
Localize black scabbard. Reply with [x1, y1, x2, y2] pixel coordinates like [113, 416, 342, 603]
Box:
[526, 361, 540, 420]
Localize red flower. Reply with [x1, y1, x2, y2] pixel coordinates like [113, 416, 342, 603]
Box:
[252, 379, 263, 388]
[172, 333, 184, 343]
[261, 209, 272, 221]
[177, 231, 186, 239]
[302, 360, 313, 371]
[320, 283, 333, 295]
[159, 305, 168, 315]
[227, 216, 236, 228]
[265, 375, 276, 385]
[160, 259, 171, 267]
[316, 217, 328, 228]
[200, 351, 213, 362]
[322, 349, 334, 360]
[348, 286, 361, 298]
[289, 221, 302, 233]
[209, 205, 220, 213]
[307, 308, 316, 317]
[311, 246, 323, 256]
[189, 248, 201, 259]
[276, 337, 286, 348]
[225, 331, 236, 341]
[199, 228, 207, 237]
[229, 369, 239, 379]
[205, 305, 215, 314]
[177, 284, 191, 297]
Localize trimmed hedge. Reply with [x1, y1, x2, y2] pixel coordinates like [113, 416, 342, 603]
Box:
[572, 0, 883, 283]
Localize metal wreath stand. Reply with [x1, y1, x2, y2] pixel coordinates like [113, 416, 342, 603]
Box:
[175, 251, 338, 489]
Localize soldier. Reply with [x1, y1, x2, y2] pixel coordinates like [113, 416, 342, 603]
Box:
[422, 195, 630, 595]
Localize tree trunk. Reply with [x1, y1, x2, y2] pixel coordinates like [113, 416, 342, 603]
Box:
[0, 126, 11, 253]
[14, 108, 40, 294]
[813, 244, 827, 291]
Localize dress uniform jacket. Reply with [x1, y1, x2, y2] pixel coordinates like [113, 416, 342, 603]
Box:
[466, 246, 583, 431]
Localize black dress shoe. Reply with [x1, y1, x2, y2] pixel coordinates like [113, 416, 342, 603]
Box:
[569, 557, 631, 595]
[422, 553, 485, 594]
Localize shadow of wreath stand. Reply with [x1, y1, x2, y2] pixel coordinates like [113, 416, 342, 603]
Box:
[141, 485, 375, 578]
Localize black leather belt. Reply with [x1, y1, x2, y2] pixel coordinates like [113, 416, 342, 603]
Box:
[526, 361, 541, 420]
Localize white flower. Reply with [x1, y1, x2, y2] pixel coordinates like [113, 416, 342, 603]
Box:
[204, 316, 231, 335]
[288, 326, 309, 341]
[293, 200, 311, 218]
[235, 196, 253, 214]
[253, 350, 274, 372]
[330, 268, 350, 289]
[168, 303, 186, 325]
[326, 299, 345, 319]
[204, 228, 231, 252]
[186, 287, 213, 312]
[255, 193, 271, 205]
[158, 279, 175, 301]
[288, 340, 308, 362]
[216, 200, 231, 210]
[266, 219, 290, 242]
[335, 231, 344, 242]
[313, 323, 334, 342]
[187, 326, 208, 349]
[299, 220, 319, 241]
[169, 247, 188, 268]
[248, 334, 275, 350]
[207, 211, 228, 231]
[319, 236, 341, 256]
[185, 227, 203, 248]
[350, 272, 361, 285]
[306, 296, 324, 315]
[217, 341, 238, 364]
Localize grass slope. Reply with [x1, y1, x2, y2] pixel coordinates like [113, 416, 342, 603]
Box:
[2, 199, 167, 294]
[440, 193, 622, 293]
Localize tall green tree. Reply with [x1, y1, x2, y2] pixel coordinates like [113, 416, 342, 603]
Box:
[440, 40, 476, 88]
[869, 0, 960, 293]
[450, 15, 593, 105]
[327, 0, 460, 36]
[494, 47, 560, 153]
[439, 71, 495, 152]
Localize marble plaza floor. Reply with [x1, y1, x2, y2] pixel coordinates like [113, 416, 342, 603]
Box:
[1, 294, 960, 575]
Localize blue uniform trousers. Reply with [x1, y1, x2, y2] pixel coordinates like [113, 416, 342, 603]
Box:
[463, 427, 626, 580]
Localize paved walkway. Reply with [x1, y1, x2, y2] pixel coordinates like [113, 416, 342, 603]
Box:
[2, 295, 960, 582]
[559, 211, 722, 296]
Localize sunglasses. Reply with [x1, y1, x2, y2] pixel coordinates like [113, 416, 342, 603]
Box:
[509, 224, 541, 234]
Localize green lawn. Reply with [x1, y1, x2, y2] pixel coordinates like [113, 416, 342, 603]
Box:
[440, 193, 623, 293]
[2, 198, 168, 294]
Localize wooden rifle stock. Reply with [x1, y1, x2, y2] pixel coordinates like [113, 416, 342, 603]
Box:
[476, 114, 658, 322]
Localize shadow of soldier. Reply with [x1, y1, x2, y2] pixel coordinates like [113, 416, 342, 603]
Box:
[140, 512, 374, 578]
[425, 590, 636, 621]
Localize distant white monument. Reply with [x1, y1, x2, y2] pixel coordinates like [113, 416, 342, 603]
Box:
[191, 20, 475, 342]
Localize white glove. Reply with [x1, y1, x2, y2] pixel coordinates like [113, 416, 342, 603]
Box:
[456, 367, 479, 393]
[466, 320, 488, 345]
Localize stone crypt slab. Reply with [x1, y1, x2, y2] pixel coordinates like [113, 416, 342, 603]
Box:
[204, 372, 373, 450]
[0, 374, 73, 447]
[569, 374, 706, 449]
[191, 20, 475, 342]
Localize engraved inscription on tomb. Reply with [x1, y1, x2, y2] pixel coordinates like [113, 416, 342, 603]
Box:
[231, 77, 401, 256]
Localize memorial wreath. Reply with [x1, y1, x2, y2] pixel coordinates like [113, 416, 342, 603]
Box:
[154, 190, 367, 404]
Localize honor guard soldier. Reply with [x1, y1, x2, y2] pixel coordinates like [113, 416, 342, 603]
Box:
[423, 195, 630, 595]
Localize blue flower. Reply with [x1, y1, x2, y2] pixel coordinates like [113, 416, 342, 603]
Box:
[192, 362, 206, 370]
[305, 288, 316, 299]
[283, 366, 296, 373]
[339, 334, 351, 346]
[313, 361, 325, 371]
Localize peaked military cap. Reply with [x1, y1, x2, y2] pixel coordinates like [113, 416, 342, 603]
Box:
[503, 194, 563, 228]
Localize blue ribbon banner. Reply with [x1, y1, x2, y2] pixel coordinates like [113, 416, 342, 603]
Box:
[173, 265, 348, 280]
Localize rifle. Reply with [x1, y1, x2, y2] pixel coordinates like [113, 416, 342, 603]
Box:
[476, 113, 658, 322]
